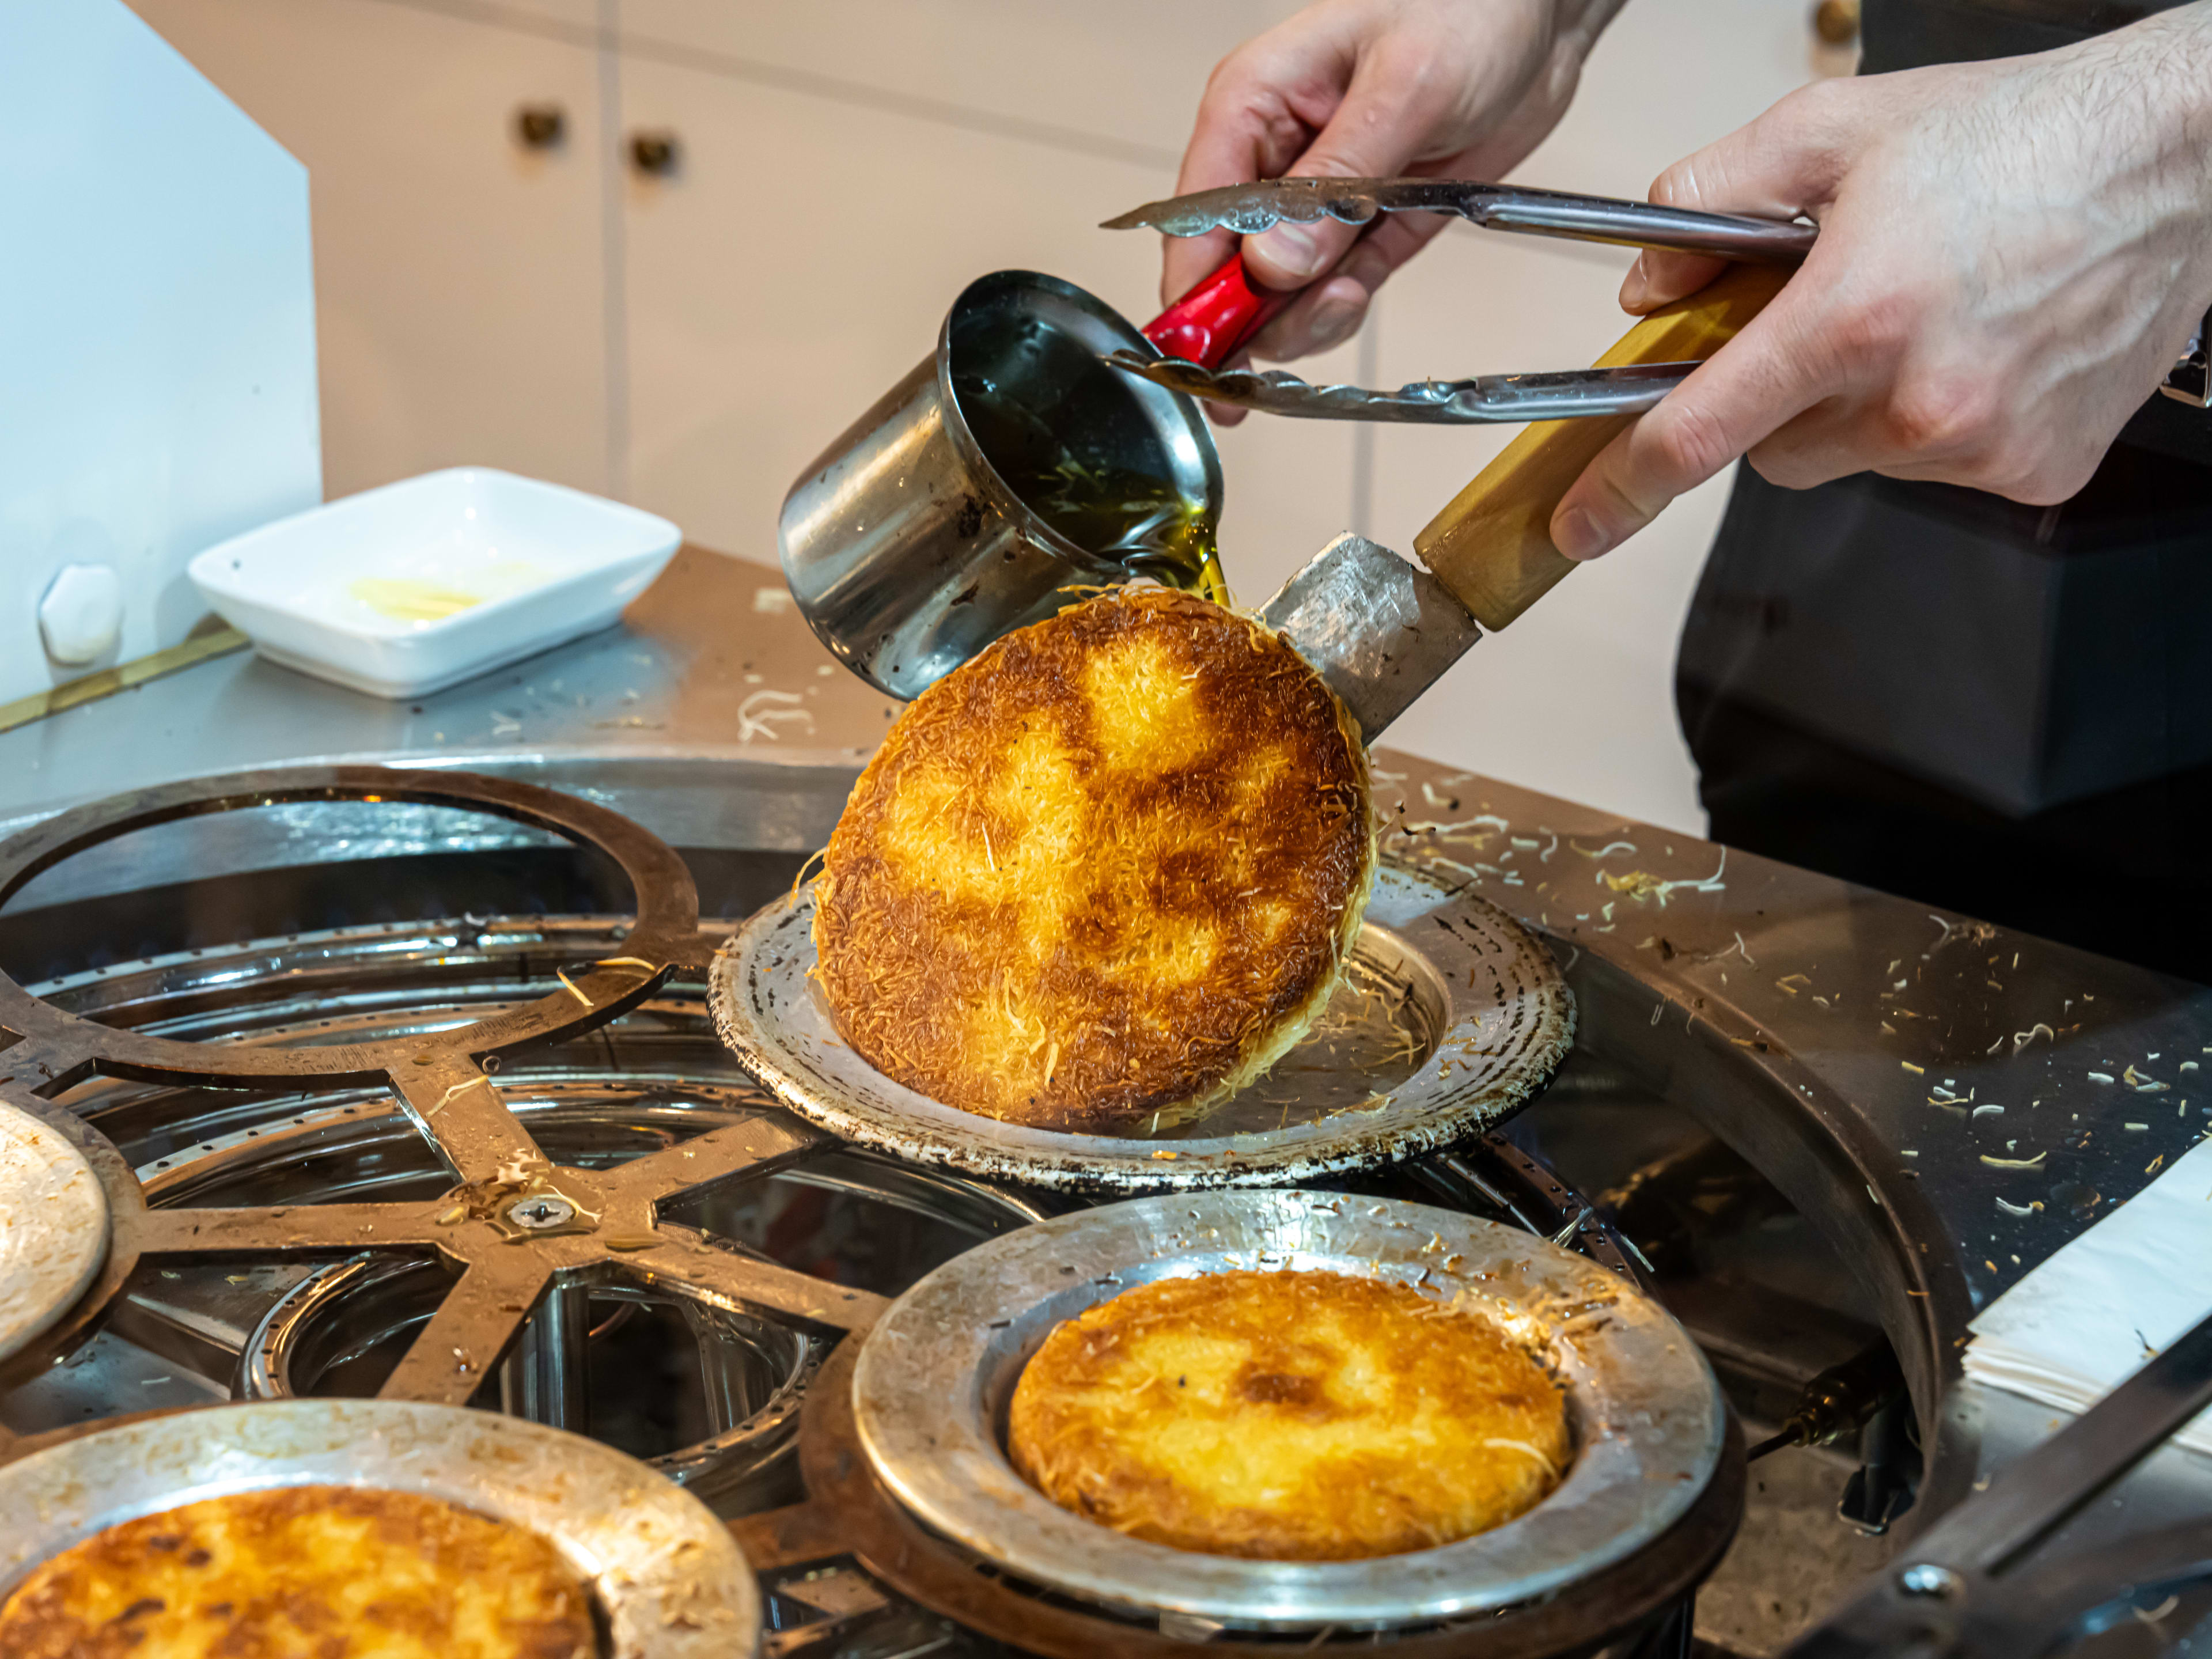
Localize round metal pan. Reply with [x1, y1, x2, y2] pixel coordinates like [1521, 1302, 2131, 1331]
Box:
[0, 1096, 109, 1365]
[709, 861, 1573, 1191]
[0, 1399, 761, 1657]
[851, 1190, 1727, 1633]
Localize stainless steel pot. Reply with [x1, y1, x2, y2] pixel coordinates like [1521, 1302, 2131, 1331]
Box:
[777, 270, 1221, 701]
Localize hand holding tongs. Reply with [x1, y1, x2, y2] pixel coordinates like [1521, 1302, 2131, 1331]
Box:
[1104, 177, 1816, 422]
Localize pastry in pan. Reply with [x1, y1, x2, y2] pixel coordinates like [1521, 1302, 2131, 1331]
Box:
[813, 588, 1374, 1130]
[0, 1484, 596, 1659]
[1008, 1268, 1570, 1560]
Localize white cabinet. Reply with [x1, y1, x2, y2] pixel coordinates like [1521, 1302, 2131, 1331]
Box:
[616, 1, 1310, 161]
[126, 0, 612, 501]
[607, 0, 1348, 578]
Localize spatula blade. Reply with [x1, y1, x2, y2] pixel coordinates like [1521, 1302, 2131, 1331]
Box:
[1258, 533, 1482, 741]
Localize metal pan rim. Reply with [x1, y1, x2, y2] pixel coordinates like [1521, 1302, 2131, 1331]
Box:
[0, 1096, 109, 1365]
[707, 861, 1573, 1191]
[851, 1190, 1726, 1632]
[0, 1398, 761, 1656]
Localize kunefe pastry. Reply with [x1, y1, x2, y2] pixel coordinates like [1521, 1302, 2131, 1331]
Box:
[813, 588, 1374, 1129]
[0, 1484, 596, 1659]
[1008, 1268, 1570, 1560]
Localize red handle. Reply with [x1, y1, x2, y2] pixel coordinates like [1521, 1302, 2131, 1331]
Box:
[1141, 255, 1292, 367]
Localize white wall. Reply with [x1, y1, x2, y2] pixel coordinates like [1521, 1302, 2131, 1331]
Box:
[0, 0, 319, 703]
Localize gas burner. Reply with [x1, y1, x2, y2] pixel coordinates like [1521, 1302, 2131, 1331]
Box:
[0, 765, 1732, 1657]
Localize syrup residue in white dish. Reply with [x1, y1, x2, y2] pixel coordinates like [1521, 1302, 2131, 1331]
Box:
[343, 560, 548, 626]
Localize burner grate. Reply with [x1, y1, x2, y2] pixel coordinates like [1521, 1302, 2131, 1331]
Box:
[0, 764, 1706, 1657]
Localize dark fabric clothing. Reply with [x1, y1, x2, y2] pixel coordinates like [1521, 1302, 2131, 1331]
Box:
[1677, 0, 2212, 980]
[1683, 680, 2212, 983]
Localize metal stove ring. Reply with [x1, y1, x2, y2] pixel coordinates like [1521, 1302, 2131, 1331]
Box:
[712, 863, 1574, 1191]
[852, 1190, 1729, 1633]
[0, 1399, 762, 1656]
[239, 1252, 822, 1507]
[735, 1331, 1745, 1659]
[0, 1094, 109, 1366]
[0, 1081, 161, 1396]
[0, 766, 707, 1090]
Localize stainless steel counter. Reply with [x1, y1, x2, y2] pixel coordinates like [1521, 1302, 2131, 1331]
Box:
[0, 546, 898, 826]
[3, 541, 2210, 1596]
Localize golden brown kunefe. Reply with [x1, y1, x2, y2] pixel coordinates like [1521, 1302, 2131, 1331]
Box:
[813, 588, 1374, 1129]
[1009, 1268, 1570, 1560]
[0, 1484, 596, 1659]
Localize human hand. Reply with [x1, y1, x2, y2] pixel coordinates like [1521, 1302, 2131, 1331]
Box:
[1550, 6, 2212, 561]
[1166, 0, 1627, 419]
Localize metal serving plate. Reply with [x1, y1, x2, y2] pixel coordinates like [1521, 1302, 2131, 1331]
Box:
[709, 861, 1573, 1191]
[0, 1399, 761, 1657]
[0, 1097, 108, 1365]
[853, 1191, 1724, 1633]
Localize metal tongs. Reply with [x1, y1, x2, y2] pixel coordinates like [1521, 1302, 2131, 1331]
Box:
[1100, 177, 1816, 422]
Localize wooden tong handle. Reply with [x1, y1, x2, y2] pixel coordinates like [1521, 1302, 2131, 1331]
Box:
[1413, 260, 1790, 632]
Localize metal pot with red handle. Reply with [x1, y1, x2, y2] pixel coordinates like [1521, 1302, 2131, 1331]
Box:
[775, 257, 1279, 702]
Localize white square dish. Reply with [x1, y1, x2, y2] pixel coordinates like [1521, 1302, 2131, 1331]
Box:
[187, 467, 683, 698]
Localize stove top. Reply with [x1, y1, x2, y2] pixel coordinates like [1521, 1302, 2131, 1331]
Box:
[1, 751, 2207, 1657]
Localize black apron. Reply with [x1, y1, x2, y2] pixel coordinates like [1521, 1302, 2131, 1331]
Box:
[1676, 0, 2212, 980]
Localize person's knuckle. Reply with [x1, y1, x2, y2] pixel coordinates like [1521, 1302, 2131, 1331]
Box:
[1201, 46, 1256, 102]
[1779, 77, 1839, 124]
[1297, 149, 1370, 180]
[1883, 369, 1995, 456]
[1987, 443, 2094, 506]
[1649, 398, 1738, 487]
[1827, 294, 1907, 373]
[1746, 446, 1816, 490]
[1649, 160, 1700, 210]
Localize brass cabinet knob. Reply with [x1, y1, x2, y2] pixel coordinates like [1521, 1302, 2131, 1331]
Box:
[513, 103, 566, 150]
[628, 131, 680, 177]
[1813, 0, 1860, 46]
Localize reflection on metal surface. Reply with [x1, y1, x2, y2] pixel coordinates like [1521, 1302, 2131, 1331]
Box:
[1105, 177, 1817, 262]
[1108, 352, 1699, 425]
[0, 1399, 760, 1656]
[854, 1190, 1726, 1631]
[710, 866, 1574, 1191]
[1257, 532, 1482, 740]
[777, 271, 1219, 700]
[239, 1257, 820, 1510]
[0, 621, 247, 737]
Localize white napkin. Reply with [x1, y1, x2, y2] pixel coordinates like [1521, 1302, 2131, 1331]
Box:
[1964, 1132, 2212, 1456]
